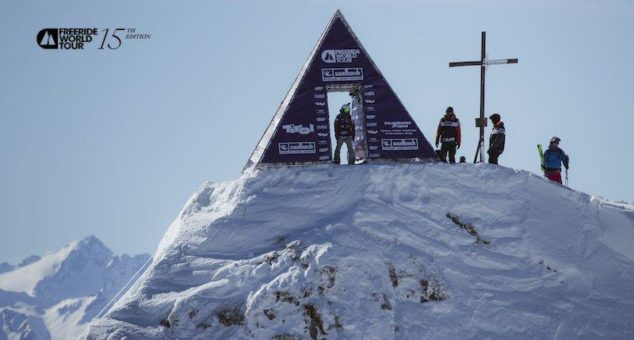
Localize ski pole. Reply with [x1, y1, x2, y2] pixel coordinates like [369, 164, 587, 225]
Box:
[565, 168, 569, 186]
[473, 137, 483, 163]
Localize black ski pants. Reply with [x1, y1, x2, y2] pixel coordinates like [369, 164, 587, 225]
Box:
[488, 149, 502, 165]
[440, 142, 457, 163]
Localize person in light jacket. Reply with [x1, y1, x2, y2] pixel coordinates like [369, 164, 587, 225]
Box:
[542, 136, 570, 185]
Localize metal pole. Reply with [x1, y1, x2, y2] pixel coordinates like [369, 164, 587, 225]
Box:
[480, 31, 486, 163]
[449, 32, 517, 163]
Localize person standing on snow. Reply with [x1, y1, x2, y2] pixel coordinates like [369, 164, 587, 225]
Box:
[542, 136, 569, 185]
[435, 107, 461, 163]
[333, 103, 355, 165]
[487, 113, 505, 164]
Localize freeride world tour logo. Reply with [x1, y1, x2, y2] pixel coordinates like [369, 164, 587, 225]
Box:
[37, 28, 98, 50]
[36, 29, 59, 49]
[321, 49, 361, 63]
[36, 27, 151, 50]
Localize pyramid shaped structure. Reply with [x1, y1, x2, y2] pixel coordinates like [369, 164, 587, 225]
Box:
[245, 10, 436, 169]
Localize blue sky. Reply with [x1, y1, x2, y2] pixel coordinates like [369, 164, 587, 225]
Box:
[1, 0, 633, 263]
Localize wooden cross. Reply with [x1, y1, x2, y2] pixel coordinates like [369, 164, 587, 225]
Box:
[449, 31, 518, 163]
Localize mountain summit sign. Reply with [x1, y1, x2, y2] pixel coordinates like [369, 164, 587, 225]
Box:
[245, 10, 436, 169]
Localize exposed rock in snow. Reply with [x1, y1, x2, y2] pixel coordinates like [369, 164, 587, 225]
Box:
[88, 164, 634, 339]
[0, 264, 12, 276]
[0, 236, 150, 339]
[17, 256, 42, 268]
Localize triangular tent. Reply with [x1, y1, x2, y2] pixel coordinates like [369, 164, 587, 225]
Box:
[245, 10, 436, 169]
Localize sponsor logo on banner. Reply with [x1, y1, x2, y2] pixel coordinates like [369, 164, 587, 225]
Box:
[316, 117, 327, 122]
[316, 124, 328, 130]
[316, 109, 326, 115]
[366, 107, 375, 112]
[321, 49, 361, 63]
[282, 124, 314, 135]
[381, 138, 419, 151]
[314, 94, 326, 99]
[369, 146, 379, 151]
[366, 114, 376, 119]
[364, 91, 375, 96]
[279, 142, 316, 154]
[318, 147, 329, 153]
[318, 140, 329, 145]
[315, 101, 326, 106]
[369, 153, 380, 158]
[363, 84, 373, 89]
[368, 137, 379, 143]
[366, 122, 378, 127]
[318, 133, 328, 137]
[367, 129, 378, 135]
[385, 121, 412, 129]
[319, 155, 330, 161]
[322, 68, 364, 82]
[314, 86, 324, 91]
[364, 99, 375, 104]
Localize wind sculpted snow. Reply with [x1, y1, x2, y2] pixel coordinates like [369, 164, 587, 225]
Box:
[88, 163, 634, 339]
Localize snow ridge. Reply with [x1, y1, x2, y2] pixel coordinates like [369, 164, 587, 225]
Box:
[88, 164, 634, 339]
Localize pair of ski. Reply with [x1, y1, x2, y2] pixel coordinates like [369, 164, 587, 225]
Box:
[537, 144, 568, 186]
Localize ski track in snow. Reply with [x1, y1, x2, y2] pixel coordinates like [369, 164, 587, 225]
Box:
[87, 163, 634, 339]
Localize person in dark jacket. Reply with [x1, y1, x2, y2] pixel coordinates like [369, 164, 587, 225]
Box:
[487, 113, 505, 164]
[435, 107, 461, 163]
[333, 103, 355, 164]
[542, 136, 569, 185]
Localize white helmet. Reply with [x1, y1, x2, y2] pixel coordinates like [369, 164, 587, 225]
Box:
[550, 136, 561, 143]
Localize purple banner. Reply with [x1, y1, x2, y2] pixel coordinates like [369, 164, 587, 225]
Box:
[248, 11, 436, 167]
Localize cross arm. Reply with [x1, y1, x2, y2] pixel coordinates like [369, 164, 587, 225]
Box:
[449, 60, 483, 67]
[484, 58, 518, 65]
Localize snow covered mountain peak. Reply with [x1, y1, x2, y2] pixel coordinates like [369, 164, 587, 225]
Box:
[88, 163, 634, 339]
[0, 236, 150, 339]
[76, 235, 112, 256]
[0, 235, 112, 300]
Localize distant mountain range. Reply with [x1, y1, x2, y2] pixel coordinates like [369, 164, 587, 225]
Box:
[0, 236, 150, 339]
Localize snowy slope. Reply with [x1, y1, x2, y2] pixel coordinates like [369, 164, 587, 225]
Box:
[88, 163, 634, 339]
[0, 236, 150, 340]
